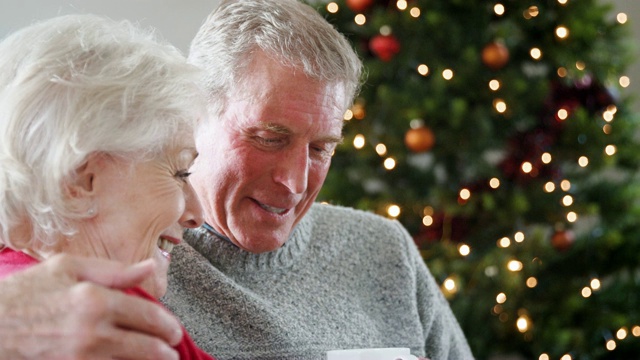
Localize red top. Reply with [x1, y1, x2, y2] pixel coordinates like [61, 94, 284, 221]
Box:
[0, 248, 216, 360]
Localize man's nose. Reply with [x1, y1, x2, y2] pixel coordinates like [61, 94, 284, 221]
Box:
[273, 146, 309, 194]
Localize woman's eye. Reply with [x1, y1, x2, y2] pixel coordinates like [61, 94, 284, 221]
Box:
[176, 170, 192, 182]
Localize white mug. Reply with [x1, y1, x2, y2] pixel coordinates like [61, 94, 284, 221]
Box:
[326, 347, 418, 360]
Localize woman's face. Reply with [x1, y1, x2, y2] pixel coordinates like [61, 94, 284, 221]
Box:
[66, 134, 203, 298]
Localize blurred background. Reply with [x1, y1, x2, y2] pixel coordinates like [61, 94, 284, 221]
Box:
[2, 0, 639, 359]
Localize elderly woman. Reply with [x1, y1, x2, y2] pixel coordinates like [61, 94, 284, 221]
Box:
[0, 14, 214, 360]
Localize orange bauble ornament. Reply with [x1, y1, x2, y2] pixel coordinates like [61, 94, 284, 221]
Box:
[346, 0, 375, 13]
[405, 126, 435, 152]
[481, 41, 510, 70]
[551, 229, 575, 252]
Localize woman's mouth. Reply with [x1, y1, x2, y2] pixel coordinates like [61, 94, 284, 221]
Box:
[157, 236, 175, 259]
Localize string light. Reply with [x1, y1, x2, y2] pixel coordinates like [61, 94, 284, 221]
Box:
[619, 75, 631, 88]
[539, 354, 550, 360]
[353, 134, 365, 149]
[443, 277, 457, 293]
[494, 99, 507, 113]
[576, 61, 586, 70]
[508, 260, 523, 271]
[442, 69, 454, 80]
[606, 339, 616, 351]
[326, 2, 339, 13]
[423, 215, 433, 226]
[632, 326, 640, 337]
[514, 232, 525, 242]
[458, 244, 471, 256]
[489, 79, 500, 90]
[384, 157, 396, 170]
[561, 179, 571, 191]
[494, 3, 505, 16]
[605, 145, 617, 156]
[498, 237, 511, 248]
[489, 177, 500, 189]
[557, 67, 568, 77]
[343, 109, 354, 121]
[410, 7, 421, 17]
[590, 278, 601, 290]
[375, 143, 387, 156]
[567, 211, 578, 222]
[544, 181, 555, 192]
[496, 292, 507, 303]
[396, 0, 407, 10]
[387, 204, 401, 217]
[557, 0, 568, 5]
[530, 47, 542, 60]
[617, 12, 628, 24]
[557, 108, 569, 120]
[417, 64, 429, 76]
[423, 206, 434, 216]
[524, 6, 539, 19]
[555, 26, 569, 39]
[516, 315, 530, 332]
[562, 195, 573, 206]
[603, 110, 614, 122]
[521, 161, 533, 173]
[603, 124, 612, 134]
[526, 277, 538, 288]
[581, 286, 592, 298]
[354, 14, 366, 25]
[561, 354, 573, 360]
[459, 188, 471, 200]
[578, 156, 589, 167]
[541, 152, 552, 164]
[352, 103, 366, 119]
[616, 327, 628, 340]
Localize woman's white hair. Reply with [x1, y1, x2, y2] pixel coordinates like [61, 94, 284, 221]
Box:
[188, 0, 363, 117]
[0, 14, 206, 248]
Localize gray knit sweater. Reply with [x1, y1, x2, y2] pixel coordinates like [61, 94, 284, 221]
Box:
[162, 203, 473, 360]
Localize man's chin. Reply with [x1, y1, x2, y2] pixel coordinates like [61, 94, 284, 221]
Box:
[234, 235, 287, 254]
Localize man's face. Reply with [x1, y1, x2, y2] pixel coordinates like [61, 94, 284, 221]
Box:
[190, 53, 347, 253]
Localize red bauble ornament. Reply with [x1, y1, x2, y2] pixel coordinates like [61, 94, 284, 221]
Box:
[551, 229, 575, 252]
[369, 34, 401, 62]
[481, 41, 509, 70]
[346, 0, 374, 12]
[405, 126, 435, 152]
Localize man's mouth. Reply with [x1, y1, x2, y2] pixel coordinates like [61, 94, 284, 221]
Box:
[257, 201, 288, 215]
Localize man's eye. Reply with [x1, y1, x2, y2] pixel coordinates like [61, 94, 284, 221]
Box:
[256, 136, 284, 146]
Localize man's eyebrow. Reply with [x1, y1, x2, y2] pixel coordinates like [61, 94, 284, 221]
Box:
[259, 122, 344, 144]
[260, 122, 291, 135]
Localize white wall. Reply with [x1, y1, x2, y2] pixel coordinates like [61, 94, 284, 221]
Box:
[0, 0, 220, 53]
[0, 0, 638, 110]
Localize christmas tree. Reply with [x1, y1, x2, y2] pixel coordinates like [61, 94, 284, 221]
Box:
[310, 0, 640, 358]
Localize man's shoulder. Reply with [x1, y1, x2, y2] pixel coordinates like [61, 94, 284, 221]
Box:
[310, 202, 391, 223]
[308, 202, 404, 236]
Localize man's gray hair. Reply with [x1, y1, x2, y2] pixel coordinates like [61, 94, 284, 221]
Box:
[188, 0, 363, 117]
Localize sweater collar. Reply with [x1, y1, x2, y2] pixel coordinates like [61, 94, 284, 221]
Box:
[183, 207, 315, 272]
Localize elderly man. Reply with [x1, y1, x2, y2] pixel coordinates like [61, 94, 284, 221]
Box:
[0, 1, 473, 359]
